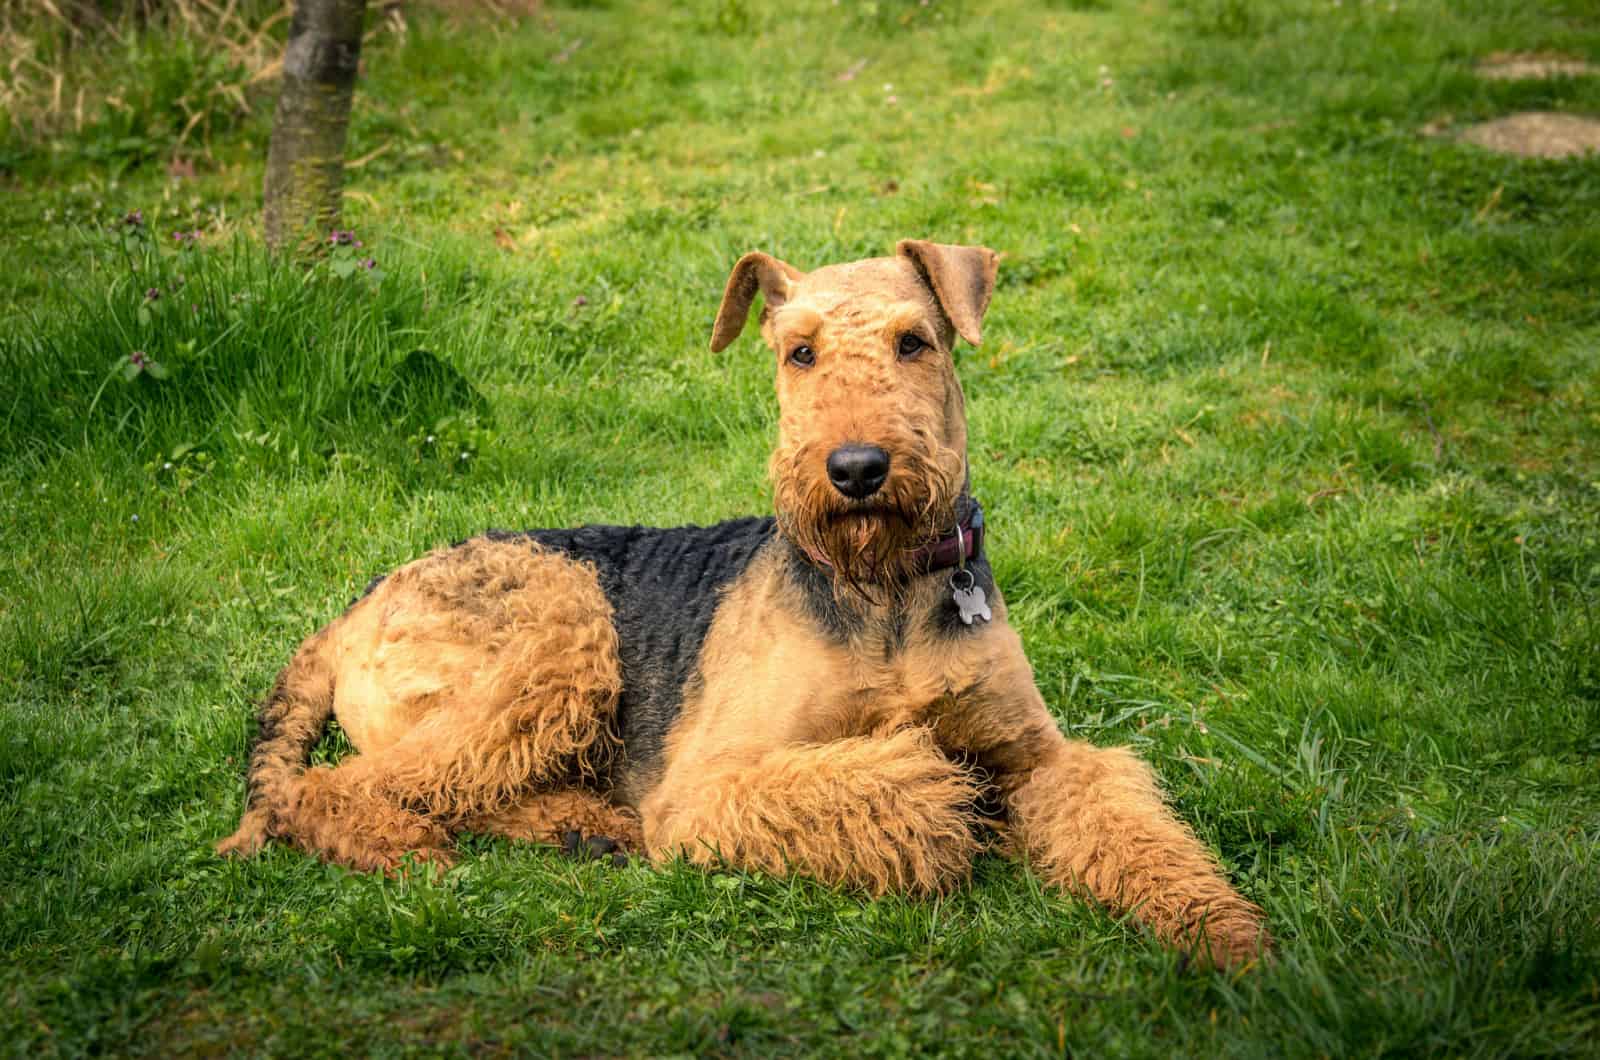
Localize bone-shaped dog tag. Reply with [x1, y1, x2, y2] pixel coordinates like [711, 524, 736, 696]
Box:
[947, 582, 985, 624]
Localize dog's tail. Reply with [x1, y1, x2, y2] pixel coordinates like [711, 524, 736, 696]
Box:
[215, 630, 337, 859]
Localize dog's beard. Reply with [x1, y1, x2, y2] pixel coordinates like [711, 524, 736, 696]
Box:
[773, 440, 963, 598]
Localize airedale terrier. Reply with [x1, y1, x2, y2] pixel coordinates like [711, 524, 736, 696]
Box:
[217, 240, 1270, 968]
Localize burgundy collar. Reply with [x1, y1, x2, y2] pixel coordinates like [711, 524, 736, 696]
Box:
[909, 498, 985, 573]
[801, 499, 985, 575]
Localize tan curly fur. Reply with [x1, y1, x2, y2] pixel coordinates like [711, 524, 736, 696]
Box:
[1006, 741, 1268, 969]
[466, 790, 643, 850]
[647, 726, 982, 894]
[219, 241, 1270, 970]
[217, 537, 623, 871]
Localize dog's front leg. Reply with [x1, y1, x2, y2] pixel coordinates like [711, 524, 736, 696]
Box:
[958, 639, 1270, 969]
[642, 727, 982, 895]
[1005, 728, 1270, 968]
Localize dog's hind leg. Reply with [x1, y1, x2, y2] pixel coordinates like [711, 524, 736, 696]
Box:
[327, 537, 625, 820]
[643, 727, 983, 895]
[213, 621, 451, 872]
[462, 789, 644, 852]
[271, 695, 627, 873]
[265, 757, 455, 871]
[226, 536, 625, 872]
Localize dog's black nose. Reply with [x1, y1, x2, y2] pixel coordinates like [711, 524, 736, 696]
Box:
[826, 445, 891, 499]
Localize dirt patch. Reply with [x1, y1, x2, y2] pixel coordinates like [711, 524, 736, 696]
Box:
[1476, 52, 1597, 81]
[1453, 112, 1600, 159]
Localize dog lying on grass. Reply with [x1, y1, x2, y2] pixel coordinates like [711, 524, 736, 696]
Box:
[218, 240, 1270, 969]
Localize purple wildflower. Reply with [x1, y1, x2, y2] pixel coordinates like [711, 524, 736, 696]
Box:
[329, 229, 363, 247]
[361, 257, 377, 270]
[123, 209, 144, 228]
[145, 287, 161, 302]
[130, 351, 148, 367]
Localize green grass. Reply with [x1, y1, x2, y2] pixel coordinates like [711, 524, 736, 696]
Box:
[3, 0, 1600, 1054]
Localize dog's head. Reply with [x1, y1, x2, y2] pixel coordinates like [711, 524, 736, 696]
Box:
[711, 240, 999, 592]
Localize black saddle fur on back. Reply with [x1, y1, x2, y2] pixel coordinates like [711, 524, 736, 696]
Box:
[495, 518, 776, 793]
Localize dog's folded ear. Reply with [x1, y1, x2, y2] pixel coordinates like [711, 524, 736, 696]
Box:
[896, 240, 1000, 347]
[711, 252, 806, 352]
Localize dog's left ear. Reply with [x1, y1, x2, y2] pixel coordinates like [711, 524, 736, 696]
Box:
[896, 239, 1000, 347]
[710, 251, 806, 352]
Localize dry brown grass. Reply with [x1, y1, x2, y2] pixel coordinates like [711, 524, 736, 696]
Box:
[0, 0, 526, 150]
[0, 0, 289, 145]
[1476, 51, 1598, 82]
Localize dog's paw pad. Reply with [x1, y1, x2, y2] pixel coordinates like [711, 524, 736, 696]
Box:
[559, 833, 629, 865]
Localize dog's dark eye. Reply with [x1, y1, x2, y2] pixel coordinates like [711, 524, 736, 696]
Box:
[897, 333, 926, 360]
[789, 344, 815, 367]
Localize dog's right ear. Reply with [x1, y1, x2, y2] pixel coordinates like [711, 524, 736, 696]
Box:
[710, 252, 805, 352]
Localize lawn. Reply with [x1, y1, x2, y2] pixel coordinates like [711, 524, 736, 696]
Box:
[2, 0, 1599, 1054]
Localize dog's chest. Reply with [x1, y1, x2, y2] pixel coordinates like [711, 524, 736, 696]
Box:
[742, 615, 992, 745]
[824, 664, 960, 739]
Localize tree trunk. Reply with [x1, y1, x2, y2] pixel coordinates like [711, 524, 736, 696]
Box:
[264, 0, 368, 254]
